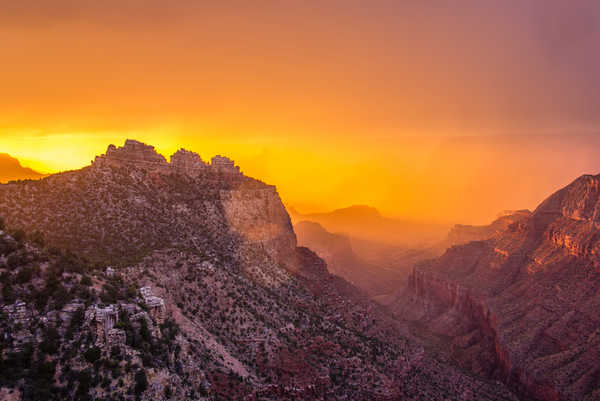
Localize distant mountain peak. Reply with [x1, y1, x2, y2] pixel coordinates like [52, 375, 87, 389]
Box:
[0, 153, 44, 183]
[334, 205, 381, 217]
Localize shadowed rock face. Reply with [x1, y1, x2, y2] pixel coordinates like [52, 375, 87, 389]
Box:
[394, 174, 600, 401]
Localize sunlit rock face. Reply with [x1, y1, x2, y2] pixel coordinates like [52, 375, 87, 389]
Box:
[220, 187, 296, 263]
[393, 174, 600, 401]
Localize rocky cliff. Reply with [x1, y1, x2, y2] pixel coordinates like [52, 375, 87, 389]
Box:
[394, 174, 600, 401]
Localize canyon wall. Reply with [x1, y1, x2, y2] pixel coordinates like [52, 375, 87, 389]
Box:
[395, 175, 600, 401]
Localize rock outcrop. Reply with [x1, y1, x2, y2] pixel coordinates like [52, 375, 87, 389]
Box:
[394, 174, 600, 401]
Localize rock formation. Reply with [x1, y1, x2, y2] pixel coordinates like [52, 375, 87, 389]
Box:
[393, 174, 600, 401]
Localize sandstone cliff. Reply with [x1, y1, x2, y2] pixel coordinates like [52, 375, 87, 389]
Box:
[394, 174, 600, 401]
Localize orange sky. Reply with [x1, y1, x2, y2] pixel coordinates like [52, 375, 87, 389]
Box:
[2, 1, 600, 224]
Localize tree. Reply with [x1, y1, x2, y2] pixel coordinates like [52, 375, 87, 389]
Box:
[83, 347, 101, 363]
[134, 369, 148, 397]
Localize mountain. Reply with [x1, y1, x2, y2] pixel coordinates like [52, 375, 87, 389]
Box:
[290, 205, 449, 247]
[294, 221, 438, 302]
[294, 221, 405, 298]
[392, 174, 600, 401]
[0, 140, 518, 400]
[0, 154, 44, 183]
[445, 210, 532, 247]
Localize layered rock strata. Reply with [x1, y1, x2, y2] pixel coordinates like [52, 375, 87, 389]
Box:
[394, 174, 600, 401]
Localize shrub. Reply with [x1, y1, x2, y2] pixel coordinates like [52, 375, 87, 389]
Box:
[69, 307, 85, 330]
[80, 275, 93, 286]
[134, 369, 148, 396]
[84, 347, 102, 363]
[16, 267, 33, 284]
[39, 326, 60, 355]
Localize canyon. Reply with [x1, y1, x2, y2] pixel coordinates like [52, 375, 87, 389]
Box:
[393, 176, 600, 401]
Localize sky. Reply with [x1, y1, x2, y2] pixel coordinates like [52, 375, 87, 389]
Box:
[2, 1, 600, 224]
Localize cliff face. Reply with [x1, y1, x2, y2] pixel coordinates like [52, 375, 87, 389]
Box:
[394, 174, 600, 401]
[220, 187, 296, 263]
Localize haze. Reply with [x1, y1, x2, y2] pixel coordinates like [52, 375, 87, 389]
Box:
[2, 0, 600, 224]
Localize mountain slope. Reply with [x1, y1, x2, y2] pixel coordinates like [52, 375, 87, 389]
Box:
[290, 205, 448, 247]
[294, 220, 407, 297]
[393, 174, 600, 401]
[0, 154, 44, 183]
[294, 221, 439, 302]
[0, 140, 518, 400]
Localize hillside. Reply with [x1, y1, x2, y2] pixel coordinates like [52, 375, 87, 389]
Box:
[0, 154, 44, 183]
[0, 140, 518, 400]
[393, 174, 600, 401]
